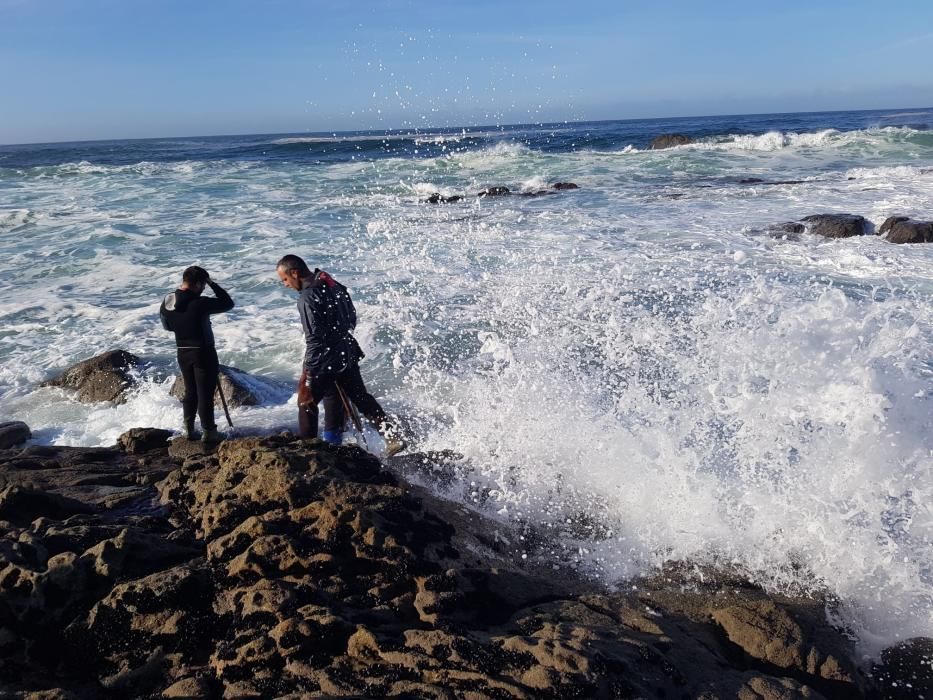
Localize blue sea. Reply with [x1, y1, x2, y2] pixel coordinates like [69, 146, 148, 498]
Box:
[1, 108, 932, 657]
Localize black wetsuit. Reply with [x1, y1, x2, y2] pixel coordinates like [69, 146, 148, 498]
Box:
[297, 271, 386, 438]
[160, 282, 234, 430]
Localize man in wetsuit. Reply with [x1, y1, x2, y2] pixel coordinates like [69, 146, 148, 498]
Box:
[160, 266, 234, 442]
[275, 254, 405, 456]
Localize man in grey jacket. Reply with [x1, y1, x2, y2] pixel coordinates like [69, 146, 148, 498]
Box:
[276, 254, 405, 456]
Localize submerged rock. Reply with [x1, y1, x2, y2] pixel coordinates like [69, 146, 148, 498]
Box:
[41, 349, 143, 404]
[879, 215, 933, 244]
[649, 133, 692, 149]
[740, 177, 807, 185]
[426, 183, 579, 203]
[424, 193, 463, 204]
[770, 221, 807, 235]
[169, 364, 273, 408]
[0, 421, 31, 449]
[477, 185, 511, 197]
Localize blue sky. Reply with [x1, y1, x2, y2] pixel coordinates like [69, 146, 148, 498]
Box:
[2, 0, 932, 144]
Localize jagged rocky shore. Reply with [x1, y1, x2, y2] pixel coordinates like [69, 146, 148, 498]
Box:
[0, 429, 929, 699]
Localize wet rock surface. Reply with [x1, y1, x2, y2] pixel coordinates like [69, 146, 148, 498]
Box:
[0, 421, 31, 449]
[879, 215, 933, 244]
[41, 350, 144, 404]
[800, 214, 871, 238]
[424, 183, 580, 203]
[117, 428, 173, 455]
[871, 637, 933, 699]
[0, 433, 922, 698]
[765, 214, 879, 241]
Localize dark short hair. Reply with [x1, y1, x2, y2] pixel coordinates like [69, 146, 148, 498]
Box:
[276, 254, 311, 276]
[182, 266, 209, 285]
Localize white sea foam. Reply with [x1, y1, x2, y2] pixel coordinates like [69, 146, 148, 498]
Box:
[607, 126, 926, 156]
[844, 165, 928, 180]
[0, 208, 33, 232]
[28, 159, 248, 179]
[446, 141, 532, 167]
[517, 175, 550, 192]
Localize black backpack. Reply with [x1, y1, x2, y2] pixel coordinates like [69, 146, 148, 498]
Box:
[316, 270, 357, 333]
[331, 281, 357, 333]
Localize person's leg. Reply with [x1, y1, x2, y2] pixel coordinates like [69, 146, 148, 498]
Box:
[194, 348, 219, 433]
[177, 349, 199, 437]
[338, 363, 406, 455]
[308, 374, 343, 444]
[337, 363, 387, 426]
[298, 401, 318, 438]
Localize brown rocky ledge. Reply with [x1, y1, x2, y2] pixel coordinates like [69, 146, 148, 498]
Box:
[0, 431, 927, 698]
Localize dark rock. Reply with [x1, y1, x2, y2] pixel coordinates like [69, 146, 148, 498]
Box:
[429, 185, 577, 203]
[649, 133, 692, 149]
[169, 364, 270, 409]
[741, 178, 807, 185]
[800, 214, 870, 238]
[880, 216, 910, 233]
[117, 428, 173, 455]
[772, 222, 807, 235]
[424, 193, 463, 204]
[477, 186, 511, 197]
[872, 637, 933, 699]
[879, 216, 933, 244]
[0, 484, 95, 525]
[83, 563, 213, 687]
[0, 442, 174, 510]
[42, 349, 143, 404]
[0, 421, 31, 449]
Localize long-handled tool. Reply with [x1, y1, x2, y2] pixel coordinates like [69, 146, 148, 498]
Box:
[217, 374, 234, 428]
[336, 382, 367, 449]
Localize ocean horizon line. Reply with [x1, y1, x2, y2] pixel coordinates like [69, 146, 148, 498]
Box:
[3, 104, 932, 149]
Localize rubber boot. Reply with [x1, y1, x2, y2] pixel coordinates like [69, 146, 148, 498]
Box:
[202, 427, 223, 443]
[321, 428, 344, 445]
[184, 419, 200, 441]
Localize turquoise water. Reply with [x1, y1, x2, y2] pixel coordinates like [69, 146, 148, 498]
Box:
[1, 109, 932, 656]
